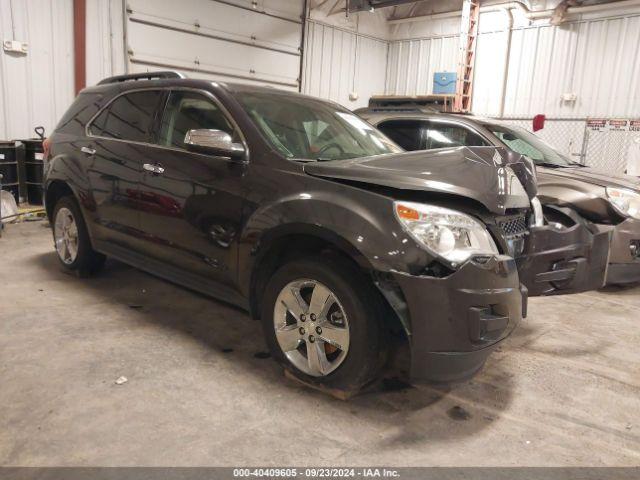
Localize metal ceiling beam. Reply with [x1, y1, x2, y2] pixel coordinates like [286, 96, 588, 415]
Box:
[346, 0, 424, 13]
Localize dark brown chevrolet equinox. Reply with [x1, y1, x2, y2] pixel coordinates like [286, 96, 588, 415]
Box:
[44, 72, 533, 393]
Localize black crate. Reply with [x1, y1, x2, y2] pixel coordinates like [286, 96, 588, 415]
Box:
[0, 163, 18, 184]
[22, 139, 44, 162]
[0, 141, 16, 163]
[27, 183, 43, 205]
[25, 162, 43, 184]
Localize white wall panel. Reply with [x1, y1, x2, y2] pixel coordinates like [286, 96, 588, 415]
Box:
[385, 36, 457, 96]
[86, 0, 126, 87]
[386, 10, 640, 119]
[126, 0, 304, 89]
[0, 0, 74, 140]
[475, 14, 640, 118]
[301, 21, 388, 109]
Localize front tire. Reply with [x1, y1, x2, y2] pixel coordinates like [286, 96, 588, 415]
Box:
[261, 256, 387, 392]
[52, 196, 105, 275]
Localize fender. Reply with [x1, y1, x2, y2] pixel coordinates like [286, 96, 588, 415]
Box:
[237, 186, 435, 299]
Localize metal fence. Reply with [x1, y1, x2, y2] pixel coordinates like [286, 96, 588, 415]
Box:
[493, 117, 640, 175]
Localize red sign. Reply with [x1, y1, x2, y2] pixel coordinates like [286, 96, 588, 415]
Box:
[608, 119, 629, 131]
[586, 119, 607, 131]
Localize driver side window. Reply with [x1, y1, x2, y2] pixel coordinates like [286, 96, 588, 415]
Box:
[158, 91, 236, 150]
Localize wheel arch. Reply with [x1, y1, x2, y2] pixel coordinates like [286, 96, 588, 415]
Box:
[44, 180, 76, 220]
[247, 224, 373, 318]
[247, 223, 408, 352]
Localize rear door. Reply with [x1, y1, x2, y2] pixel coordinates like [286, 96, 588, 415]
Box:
[85, 89, 165, 252]
[138, 89, 246, 290]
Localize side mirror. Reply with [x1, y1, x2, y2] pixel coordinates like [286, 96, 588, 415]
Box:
[184, 129, 246, 160]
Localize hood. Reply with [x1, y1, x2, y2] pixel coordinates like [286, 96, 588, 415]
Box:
[304, 146, 531, 215]
[538, 166, 640, 191]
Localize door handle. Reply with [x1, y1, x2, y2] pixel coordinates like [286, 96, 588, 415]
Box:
[143, 163, 165, 175]
[81, 146, 96, 155]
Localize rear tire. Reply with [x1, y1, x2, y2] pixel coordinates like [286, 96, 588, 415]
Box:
[52, 196, 105, 275]
[261, 256, 387, 393]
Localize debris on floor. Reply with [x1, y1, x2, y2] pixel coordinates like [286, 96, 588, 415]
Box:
[253, 351, 271, 359]
[447, 405, 471, 421]
[381, 376, 412, 392]
[114, 376, 128, 385]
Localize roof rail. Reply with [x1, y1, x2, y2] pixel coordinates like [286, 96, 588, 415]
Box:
[367, 95, 456, 113]
[97, 71, 185, 85]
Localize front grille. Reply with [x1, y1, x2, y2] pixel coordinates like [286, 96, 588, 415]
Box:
[498, 215, 528, 238]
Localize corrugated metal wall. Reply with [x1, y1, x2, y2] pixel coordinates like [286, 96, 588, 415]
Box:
[301, 20, 388, 109]
[500, 15, 640, 118]
[86, 0, 126, 88]
[126, 0, 304, 90]
[385, 11, 640, 119]
[385, 35, 457, 96]
[0, 0, 74, 140]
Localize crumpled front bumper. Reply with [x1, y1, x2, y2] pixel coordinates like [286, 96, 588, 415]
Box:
[593, 217, 640, 284]
[516, 224, 611, 296]
[389, 255, 525, 383]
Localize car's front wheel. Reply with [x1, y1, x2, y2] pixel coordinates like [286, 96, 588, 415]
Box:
[261, 256, 387, 393]
[52, 196, 105, 275]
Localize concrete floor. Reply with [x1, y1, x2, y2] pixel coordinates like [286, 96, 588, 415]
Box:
[1, 220, 639, 467]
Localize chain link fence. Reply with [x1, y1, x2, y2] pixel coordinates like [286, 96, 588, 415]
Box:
[493, 117, 640, 175]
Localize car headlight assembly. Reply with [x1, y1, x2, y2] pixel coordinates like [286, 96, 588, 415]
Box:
[606, 187, 640, 220]
[394, 201, 499, 266]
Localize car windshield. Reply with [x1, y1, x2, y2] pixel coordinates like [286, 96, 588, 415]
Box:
[237, 92, 402, 161]
[487, 124, 579, 167]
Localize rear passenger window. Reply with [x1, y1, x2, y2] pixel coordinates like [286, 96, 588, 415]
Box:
[158, 91, 235, 150]
[425, 123, 489, 149]
[377, 120, 425, 151]
[89, 90, 163, 142]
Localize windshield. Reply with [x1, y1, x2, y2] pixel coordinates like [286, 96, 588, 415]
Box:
[237, 92, 402, 161]
[487, 124, 578, 167]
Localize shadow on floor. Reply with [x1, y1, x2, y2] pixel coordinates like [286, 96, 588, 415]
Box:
[31, 250, 520, 442]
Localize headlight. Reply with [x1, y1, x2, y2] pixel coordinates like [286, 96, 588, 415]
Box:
[394, 201, 499, 265]
[606, 187, 640, 220]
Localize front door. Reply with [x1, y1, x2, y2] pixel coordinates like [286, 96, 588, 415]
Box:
[138, 89, 246, 290]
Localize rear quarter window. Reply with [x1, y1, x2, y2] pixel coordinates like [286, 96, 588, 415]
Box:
[55, 92, 106, 135]
[89, 90, 163, 142]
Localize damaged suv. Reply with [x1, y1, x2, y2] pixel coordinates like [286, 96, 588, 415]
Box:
[358, 101, 616, 294]
[44, 72, 530, 392]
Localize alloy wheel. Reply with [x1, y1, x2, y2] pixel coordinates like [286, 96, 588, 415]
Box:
[54, 207, 79, 265]
[273, 279, 350, 377]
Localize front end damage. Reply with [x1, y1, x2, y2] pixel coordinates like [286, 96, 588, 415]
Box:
[591, 217, 640, 284]
[502, 152, 611, 296]
[377, 255, 525, 383]
[517, 224, 611, 295]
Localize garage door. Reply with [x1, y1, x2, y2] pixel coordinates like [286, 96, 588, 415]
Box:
[126, 0, 304, 90]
